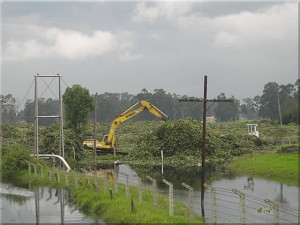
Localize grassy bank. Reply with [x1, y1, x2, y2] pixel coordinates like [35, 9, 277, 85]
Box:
[226, 151, 299, 186]
[7, 168, 202, 224]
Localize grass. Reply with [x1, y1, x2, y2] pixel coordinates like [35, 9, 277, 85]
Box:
[226, 151, 299, 186]
[8, 167, 203, 224]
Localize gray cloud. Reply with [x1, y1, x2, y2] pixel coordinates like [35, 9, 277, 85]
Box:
[1, 2, 298, 104]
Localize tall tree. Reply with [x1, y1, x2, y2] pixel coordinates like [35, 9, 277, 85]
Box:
[293, 79, 300, 104]
[63, 84, 93, 137]
[259, 82, 280, 120]
[1, 94, 18, 124]
[214, 93, 240, 122]
[240, 97, 259, 120]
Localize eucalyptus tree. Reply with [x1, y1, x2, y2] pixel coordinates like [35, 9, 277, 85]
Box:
[259, 82, 280, 120]
[214, 93, 240, 122]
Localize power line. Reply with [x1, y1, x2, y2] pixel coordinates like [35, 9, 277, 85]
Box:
[61, 77, 69, 88]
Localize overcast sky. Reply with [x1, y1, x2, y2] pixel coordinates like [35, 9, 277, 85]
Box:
[1, 1, 298, 104]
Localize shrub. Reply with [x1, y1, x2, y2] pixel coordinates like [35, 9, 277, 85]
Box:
[1, 144, 31, 173]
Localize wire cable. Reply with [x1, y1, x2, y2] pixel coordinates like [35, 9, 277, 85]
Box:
[7, 78, 35, 123]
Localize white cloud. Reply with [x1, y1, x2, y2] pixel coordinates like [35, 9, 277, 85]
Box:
[132, 2, 297, 49]
[45, 28, 117, 59]
[213, 3, 297, 45]
[131, 2, 194, 23]
[3, 26, 142, 62]
[179, 3, 297, 48]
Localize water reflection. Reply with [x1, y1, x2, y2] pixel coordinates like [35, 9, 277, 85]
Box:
[243, 176, 255, 192]
[0, 183, 104, 224]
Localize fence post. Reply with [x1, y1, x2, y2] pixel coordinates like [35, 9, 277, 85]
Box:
[265, 199, 279, 225]
[138, 177, 143, 204]
[33, 163, 37, 176]
[36, 163, 43, 177]
[28, 161, 31, 175]
[125, 174, 129, 198]
[163, 179, 174, 217]
[232, 189, 246, 224]
[182, 182, 194, 222]
[94, 171, 98, 189]
[64, 171, 68, 186]
[104, 173, 108, 190]
[55, 169, 60, 183]
[146, 176, 157, 208]
[114, 172, 118, 193]
[204, 184, 217, 224]
[48, 170, 52, 181]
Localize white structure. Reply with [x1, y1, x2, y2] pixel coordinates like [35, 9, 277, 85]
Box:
[246, 124, 259, 137]
[32, 154, 71, 172]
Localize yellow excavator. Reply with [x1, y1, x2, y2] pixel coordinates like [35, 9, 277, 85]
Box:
[82, 100, 168, 154]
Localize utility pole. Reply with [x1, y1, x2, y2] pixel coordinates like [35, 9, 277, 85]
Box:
[179, 75, 233, 220]
[94, 93, 98, 170]
[277, 90, 282, 126]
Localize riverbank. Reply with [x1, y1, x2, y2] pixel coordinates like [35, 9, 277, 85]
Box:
[7, 167, 203, 224]
[226, 151, 299, 186]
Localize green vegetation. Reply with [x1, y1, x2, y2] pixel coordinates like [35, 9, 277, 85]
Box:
[1, 144, 202, 224]
[227, 151, 299, 186]
[63, 84, 94, 137]
[127, 119, 265, 168]
[1, 119, 299, 185]
[73, 183, 201, 223]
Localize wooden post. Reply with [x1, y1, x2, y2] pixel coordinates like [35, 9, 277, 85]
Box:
[93, 93, 97, 182]
[201, 75, 207, 219]
[179, 75, 233, 220]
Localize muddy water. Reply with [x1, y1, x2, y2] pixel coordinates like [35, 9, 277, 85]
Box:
[117, 164, 299, 224]
[0, 183, 104, 224]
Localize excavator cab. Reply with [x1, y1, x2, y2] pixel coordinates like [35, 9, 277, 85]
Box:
[103, 135, 109, 144]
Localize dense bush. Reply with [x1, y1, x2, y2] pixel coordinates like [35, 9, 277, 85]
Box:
[128, 119, 261, 165]
[1, 145, 31, 173]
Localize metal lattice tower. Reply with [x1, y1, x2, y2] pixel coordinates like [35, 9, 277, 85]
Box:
[34, 74, 64, 159]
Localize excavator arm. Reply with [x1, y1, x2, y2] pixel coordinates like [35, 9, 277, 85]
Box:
[82, 100, 168, 152]
[104, 100, 168, 148]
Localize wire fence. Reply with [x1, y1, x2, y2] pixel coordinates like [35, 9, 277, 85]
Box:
[28, 162, 299, 224]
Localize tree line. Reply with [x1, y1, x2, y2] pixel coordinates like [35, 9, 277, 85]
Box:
[1, 79, 299, 126]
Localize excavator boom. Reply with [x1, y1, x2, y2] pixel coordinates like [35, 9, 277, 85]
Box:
[82, 100, 168, 153]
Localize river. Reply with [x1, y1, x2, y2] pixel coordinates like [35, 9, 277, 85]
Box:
[0, 182, 104, 224]
[1, 163, 298, 224]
